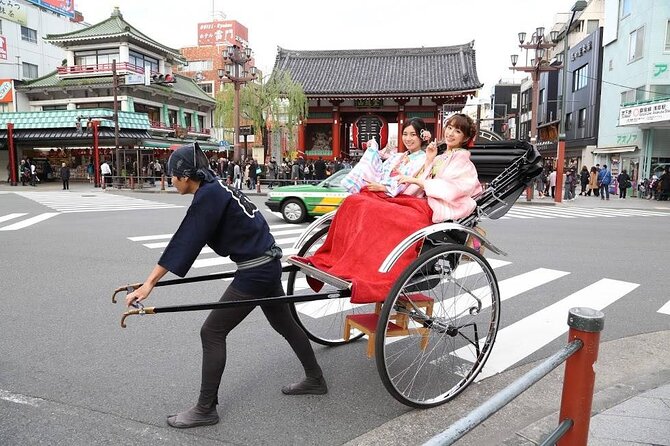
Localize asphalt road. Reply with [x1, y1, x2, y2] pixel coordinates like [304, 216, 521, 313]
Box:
[1, 188, 668, 445]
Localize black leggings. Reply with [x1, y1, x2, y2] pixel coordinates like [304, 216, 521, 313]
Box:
[198, 274, 322, 406]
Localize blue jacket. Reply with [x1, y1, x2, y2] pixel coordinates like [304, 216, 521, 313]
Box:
[598, 168, 612, 185]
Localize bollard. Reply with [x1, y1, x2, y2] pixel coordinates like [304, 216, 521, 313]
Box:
[256, 180, 261, 193]
[557, 307, 604, 446]
[161, 174, 165, 191]
[130, 175, 134, 190]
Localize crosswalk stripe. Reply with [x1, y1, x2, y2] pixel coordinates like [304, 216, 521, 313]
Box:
[127, 234, 173, 242]
[456, 278, 639, 380]
[658, 300, 670, 315]
[13, 191, 182, 213]
[0, 213, 28, 223]
[0, 213, 60, 231]
[504, 208, 555, 218]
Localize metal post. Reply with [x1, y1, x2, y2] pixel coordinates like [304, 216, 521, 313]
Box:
[234, 81, 241, 162]
[528, 71, 540, 201]
[160, 174, 165, 191]
[92, 120, 101, 188]
[557, 307, 605, 446]
[7, 122, 17, 186]
[113, 59, 121, 188]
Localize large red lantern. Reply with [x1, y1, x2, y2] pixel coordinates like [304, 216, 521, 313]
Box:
[352, 115, 388, 150]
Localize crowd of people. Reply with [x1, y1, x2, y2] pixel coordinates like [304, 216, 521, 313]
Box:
[532, 163, 670, 201]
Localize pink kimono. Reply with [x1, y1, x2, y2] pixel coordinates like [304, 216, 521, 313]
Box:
[404, 149, 481, 223]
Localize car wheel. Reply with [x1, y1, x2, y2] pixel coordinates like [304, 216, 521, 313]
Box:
[281, 199, 307, 223]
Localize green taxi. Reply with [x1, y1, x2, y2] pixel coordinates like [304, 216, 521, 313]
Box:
[265, 168, 351, 223]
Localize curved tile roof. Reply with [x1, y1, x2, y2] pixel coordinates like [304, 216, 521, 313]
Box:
[273, 43, 482, 97]
[44, 7, 184, 63]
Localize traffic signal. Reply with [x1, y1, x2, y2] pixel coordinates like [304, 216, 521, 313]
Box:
[150, 73, 176, 85]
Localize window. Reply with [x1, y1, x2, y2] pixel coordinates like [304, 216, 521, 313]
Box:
[587, 20, 599, 34]
[578, 108, 587, 128]
[565, 112, 573, 131]
[621, 86, 648, 104]
[629, 26, 645, 62]
[198, 82, 213, 94]
[573, 64, 589, 91]
[539, 88, 545, 104]
[621, 0, 632, 18]
[187, 60, 213, 72]
[129, 50, 159, 74]
[74, 48, 120, 67]
[21, 26, 37, 44]
[666, 20, 670, 52]
[651, 85, 670, 100]
[42, 105, 67, 111]
[22, 62, 38, 79]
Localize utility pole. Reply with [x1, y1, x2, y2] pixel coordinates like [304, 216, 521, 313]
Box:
[113, 59, 121, 185]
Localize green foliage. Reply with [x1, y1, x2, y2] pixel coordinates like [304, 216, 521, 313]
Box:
[214, 84, 234, 130]
[239, 70, 308, 145]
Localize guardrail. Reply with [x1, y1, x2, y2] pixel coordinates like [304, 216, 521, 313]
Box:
[423, 307, 604, 446]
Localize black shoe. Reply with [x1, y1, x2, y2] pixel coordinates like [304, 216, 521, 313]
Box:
[166, 404, 219, 429]
[282, 376, 328, 395]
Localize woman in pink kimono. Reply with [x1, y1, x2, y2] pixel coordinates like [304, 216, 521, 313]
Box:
[399, 113, 481, 222]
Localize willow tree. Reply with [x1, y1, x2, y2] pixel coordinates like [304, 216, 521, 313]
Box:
[240, 70, 308, 153]
[213, 83, 234, 144]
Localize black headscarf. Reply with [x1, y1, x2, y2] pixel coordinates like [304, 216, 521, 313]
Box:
[166, 142, 216, 182]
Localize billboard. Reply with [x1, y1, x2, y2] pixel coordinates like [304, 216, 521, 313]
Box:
[0, 79, 14, 103]
[0, 1, 28, 25]
[197, 20, 248, 47]
[26, 0, 75, 19]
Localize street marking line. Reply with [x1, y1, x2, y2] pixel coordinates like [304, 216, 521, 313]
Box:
[658, 300, 670, 316]
[0, 389, 42, 407]
[0, 213, 27, 223]
[128, 234, 173, 242]
[454, 278, 639, 380]
[0, 212, 59, 231]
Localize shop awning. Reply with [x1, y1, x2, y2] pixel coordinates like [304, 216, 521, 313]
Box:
[592, 145, 638, 154]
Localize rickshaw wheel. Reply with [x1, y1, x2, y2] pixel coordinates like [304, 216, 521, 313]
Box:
[375, 244, 500, 408]
[288, 226, 366, 346]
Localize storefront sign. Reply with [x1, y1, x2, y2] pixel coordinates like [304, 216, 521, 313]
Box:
[0, 79, 13, 103]
[0, 36, 7, 60]
[25, 0, 74, 18]
[653, 63, 668, 78]
[619, 99, 670, 126]
[0, 0, 27, 25]
[354, 99, 383, 108]
[571, 39, 593, 61]
[197, 20, 248, 47]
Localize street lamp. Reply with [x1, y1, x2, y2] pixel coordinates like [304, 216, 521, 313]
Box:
[218, 44, 257, 162]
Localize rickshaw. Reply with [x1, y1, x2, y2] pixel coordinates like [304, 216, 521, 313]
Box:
[113, 140, 542, 409]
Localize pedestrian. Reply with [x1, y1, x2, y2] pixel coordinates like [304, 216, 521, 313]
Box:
[659, 167, 670, 201]
[291, 160, 300, 185]
[6, 161, 12, 183]
[563, 169, 575, 201]
[579, 166, 589, 195]
[30, 161, 38, 186]
[153, 159, 162, 185]
[266, 158, 277, 189]
[249, 158, 258, 190]
[100, 159, 113, 187]
[597, 164, 612, 200]
[617, 169, 631, 199]
[87, 161, 94, 183]
[60, 162, 70, 190]
[314, 156, 327, 181]
[588, 166, 599, 197]
[548, 168, 557, 198]
[232, 161, 242, 189]
[124, 143, 327, 429]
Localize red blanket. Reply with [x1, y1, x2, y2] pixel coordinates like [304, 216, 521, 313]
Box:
[297, 190, 433, 303]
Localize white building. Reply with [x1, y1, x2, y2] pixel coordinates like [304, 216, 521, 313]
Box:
[0, 0, 85, 111]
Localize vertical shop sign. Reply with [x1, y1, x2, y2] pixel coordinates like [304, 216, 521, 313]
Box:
[0, 36, 7, 60]
[0, 79, 14, 103]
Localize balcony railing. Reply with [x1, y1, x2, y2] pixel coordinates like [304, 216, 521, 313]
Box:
[57, 62, 158, 77]
[148, 121, 211, 136]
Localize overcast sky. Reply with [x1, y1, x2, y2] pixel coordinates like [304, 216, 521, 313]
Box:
[73, 0, 580, 99]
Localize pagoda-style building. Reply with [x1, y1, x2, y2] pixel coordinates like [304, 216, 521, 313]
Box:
[1, 8, 217, 186]
[273, 43, 482, 160]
